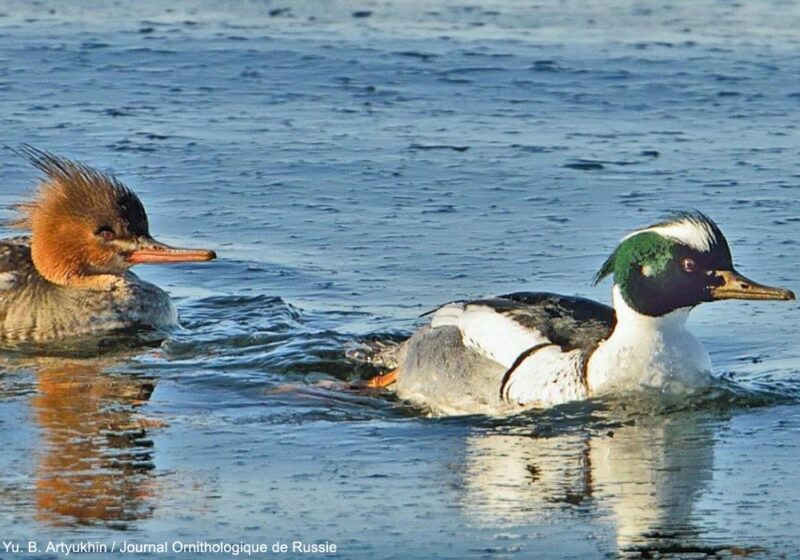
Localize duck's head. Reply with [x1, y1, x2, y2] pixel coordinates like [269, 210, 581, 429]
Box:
[594, 211, 794, 316]
[11, 146, 216, 290]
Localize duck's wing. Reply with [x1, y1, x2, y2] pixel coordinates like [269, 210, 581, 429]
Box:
[496, 292, 616, 353]
[425, 292, 616, 408]
[0, 237, 36, 290]
[428, 292, 615, 366]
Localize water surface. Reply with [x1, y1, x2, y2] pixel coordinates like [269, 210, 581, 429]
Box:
[0, 1, 799, 558]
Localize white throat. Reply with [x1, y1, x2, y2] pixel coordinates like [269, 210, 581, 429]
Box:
[586, 286, 713, 395]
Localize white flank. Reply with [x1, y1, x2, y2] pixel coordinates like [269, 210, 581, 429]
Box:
[624, 217, 717, 252]
[504, 346, 587, 407]
[587, 286, 713, 394]
[430, 303, 548, 368]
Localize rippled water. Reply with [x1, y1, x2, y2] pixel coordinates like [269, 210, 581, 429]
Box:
[0, 1, 799, 558]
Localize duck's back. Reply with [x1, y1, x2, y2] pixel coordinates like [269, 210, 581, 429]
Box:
[394, 292, 616, 415]
[0, 237, 177, 344]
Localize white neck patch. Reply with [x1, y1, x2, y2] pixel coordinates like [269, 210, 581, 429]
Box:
[611, 285, 691, 329]
[624, 217, 718, 253]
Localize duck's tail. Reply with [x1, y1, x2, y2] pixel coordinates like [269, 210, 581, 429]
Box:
[346, 338, 404, 371]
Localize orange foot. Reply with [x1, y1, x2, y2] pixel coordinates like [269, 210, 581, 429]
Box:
[364, 369, 399, 389]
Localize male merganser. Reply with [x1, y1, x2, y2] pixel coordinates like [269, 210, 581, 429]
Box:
[0, 146, 216, 344]
[365, 212, 795, 415]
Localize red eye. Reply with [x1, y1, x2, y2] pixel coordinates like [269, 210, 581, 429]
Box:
[681, 258, 696, 273]
[95, 226, 116, 241]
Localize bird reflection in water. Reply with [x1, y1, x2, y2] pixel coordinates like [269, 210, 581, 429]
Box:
[460, 412, 758, 557]
[31, 359, 159, 528]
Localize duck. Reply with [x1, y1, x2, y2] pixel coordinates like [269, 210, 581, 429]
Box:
[363, 212, 795, 415]
[0, 146, 216, 345]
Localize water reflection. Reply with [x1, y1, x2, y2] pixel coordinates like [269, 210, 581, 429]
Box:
[30, 359, 158, 528]
[462, 413, 718, 555]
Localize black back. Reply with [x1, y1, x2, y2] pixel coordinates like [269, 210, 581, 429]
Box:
[477, 292, 616, 353]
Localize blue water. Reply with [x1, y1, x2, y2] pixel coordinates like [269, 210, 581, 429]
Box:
[0, 1, 799, 558]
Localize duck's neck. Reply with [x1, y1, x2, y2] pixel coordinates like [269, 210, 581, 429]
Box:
[62, 274, 124, 291]
[586, 286, 713, 394]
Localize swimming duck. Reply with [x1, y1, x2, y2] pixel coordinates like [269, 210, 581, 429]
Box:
[0, 146, 216, 344]
[365, 212, 795, 415]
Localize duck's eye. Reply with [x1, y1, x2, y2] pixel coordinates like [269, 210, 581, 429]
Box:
[95, 226, 116, 242]
[681, 257, 697, 273]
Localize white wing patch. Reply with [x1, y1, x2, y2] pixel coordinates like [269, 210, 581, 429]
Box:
[0, 272, 19, 291]
[430, 303, 548, 368]
[503, 347, 587, 407]
[429, 303, 465, 328]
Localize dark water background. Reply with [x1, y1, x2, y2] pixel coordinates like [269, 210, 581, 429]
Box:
[0, 1, 799, 558]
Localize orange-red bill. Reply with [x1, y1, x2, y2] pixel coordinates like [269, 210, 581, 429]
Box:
[710, 270, 795, 301]
[127, 246, 216, 264]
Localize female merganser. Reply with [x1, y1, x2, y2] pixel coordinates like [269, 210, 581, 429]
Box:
[0, 146, 216, 344]
[365, 212, 795, 415]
